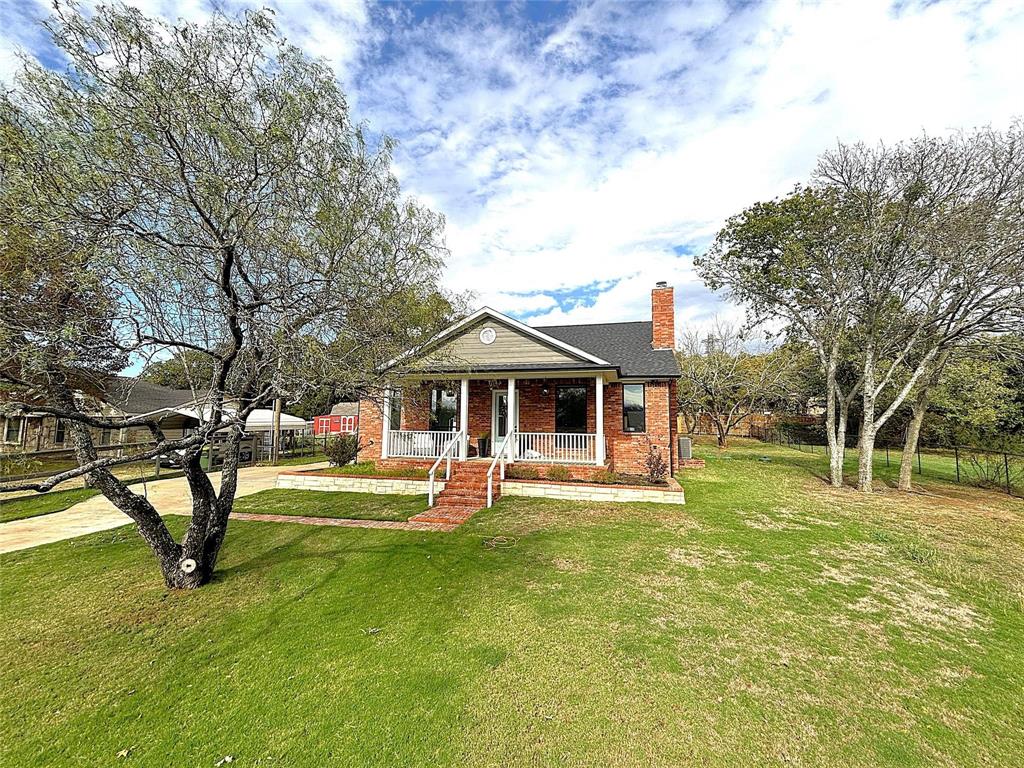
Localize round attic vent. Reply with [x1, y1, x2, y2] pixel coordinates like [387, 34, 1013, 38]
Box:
[479, 327, 496, 345]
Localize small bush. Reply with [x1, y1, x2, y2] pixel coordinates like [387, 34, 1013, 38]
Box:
[324, 434, 360, 467]
[590, 468, 620, 485]
[506, 464, 540, 480]
[546, 465, 571, 482]
[643, 440, 668, 484]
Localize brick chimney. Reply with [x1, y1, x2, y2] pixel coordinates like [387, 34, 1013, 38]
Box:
[651, 281, 675, 349]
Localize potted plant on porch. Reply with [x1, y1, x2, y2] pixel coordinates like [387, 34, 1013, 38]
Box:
[478, 430, 491, 458]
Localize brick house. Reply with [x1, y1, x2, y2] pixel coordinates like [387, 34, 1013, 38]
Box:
[357, 282, 681, 477]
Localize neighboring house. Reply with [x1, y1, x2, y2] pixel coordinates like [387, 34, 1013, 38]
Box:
[313, 402, 359, 436]
[1, 377, 308, 455]
[1, 378, 201, 454]
[358, 282, 681, 476]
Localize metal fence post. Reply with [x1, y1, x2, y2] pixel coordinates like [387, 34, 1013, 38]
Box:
[954, 446, 960, 483]
[1005, 452, 1012, 495]
[885, 445, 889, 467]
[917, 443, 922, 475]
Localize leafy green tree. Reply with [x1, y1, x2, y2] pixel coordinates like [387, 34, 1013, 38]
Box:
[1, 5, 455, 588]
[698, 187, 861, 486]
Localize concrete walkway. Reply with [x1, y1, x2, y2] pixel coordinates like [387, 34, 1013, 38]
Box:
[0, 462, 328, 554]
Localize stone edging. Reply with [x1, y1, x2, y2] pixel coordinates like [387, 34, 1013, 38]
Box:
[501, 478, 685, 505]
[277, 472, 441, 496]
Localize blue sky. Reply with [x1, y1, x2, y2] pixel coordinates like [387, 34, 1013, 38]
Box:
[3, 0, 1022, 332]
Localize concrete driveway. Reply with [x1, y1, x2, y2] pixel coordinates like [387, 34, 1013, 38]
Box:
[0, 462, 327, 554]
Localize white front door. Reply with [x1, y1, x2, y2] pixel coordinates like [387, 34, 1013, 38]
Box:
[491, 389, 519, 455]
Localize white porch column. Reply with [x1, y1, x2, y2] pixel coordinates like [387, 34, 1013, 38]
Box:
[507, 377, 517, 460]
[595, 375, 605, 466]
[381, 388, 392, 459]
[459, 377, 469, 460]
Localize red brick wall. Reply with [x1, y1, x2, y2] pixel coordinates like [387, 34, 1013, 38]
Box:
[357, 396, 383, 461]
[603, 380, 674, 475]
[651, 285, 675, 349]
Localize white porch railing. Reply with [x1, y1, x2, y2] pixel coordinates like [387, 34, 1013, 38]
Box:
[487, 431, 516, 508]
[428, 431, 464, 507]
[388, 430, 457, 459]
[515, 432, 598, 464]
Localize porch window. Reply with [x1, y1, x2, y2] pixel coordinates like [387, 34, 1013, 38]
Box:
[389, 392, 402, 431]
[4, 417, 22, 443]
[555, 386, 587, 433]
[54, 419, 65, 444]
[429, 386, 457, 431]
[622, 384, 646, 433]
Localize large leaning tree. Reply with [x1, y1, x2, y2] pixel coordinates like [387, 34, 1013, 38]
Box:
[0, 5, 456, 588]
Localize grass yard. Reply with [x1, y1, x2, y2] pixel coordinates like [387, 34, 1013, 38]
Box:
[311, 460, 430, 478]
[781, 440, 1024, 497]
[0, 487, 101, 523]
[1, 440, 1021, 766]
[233, 488, 422, 521]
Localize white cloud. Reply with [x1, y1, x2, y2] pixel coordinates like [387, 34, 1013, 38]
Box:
[5, 0, 1022, 331]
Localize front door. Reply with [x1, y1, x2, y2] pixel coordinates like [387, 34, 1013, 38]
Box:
[491, 390, 519, 455]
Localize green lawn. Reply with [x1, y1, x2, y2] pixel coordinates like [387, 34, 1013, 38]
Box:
[778, 440, 1022, 496]
[1, 440, 1021, 766]
[310, 460, 430, 478]
[233, 488, 422, 521]
[0, 487, 101, 523]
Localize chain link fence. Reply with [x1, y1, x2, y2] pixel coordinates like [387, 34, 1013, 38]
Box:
[749, 424, 1023, 498]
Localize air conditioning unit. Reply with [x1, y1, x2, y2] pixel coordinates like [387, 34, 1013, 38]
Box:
[678, 437, 692, 460]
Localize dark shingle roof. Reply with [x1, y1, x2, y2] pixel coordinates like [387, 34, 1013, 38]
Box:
[534, 321, 680, 378]
[102, 377, 199, 415]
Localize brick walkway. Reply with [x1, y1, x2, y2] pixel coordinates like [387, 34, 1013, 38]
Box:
[230, 512, 458, 532]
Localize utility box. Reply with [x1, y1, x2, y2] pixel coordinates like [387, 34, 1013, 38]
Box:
[678, 437, 692, 460]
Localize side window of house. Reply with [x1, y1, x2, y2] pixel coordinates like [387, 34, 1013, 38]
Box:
[622, 384, 646, 433]
[54, 419, 65, 444]
[389, 393, 403, 430]
[100, 428, 112, 446]
[555, 386, 587, 433]
[4, 417, 22, 443]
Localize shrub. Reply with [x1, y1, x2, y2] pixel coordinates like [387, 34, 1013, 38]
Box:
[324, 434, 360, 467]
[643, 440, 668, 484]
[546, 465, 571, 482]
[590, 468, 620, 485]
[506, 464, 540, 480]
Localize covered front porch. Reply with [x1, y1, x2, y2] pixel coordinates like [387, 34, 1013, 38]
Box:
[380, 375, 610, 466]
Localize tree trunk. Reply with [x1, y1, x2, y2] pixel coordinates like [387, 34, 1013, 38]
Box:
[858, 343, 877, 493]
[898, 402, 926, 491]
[54, 380, 242, 589]
[824, 356, 846, 487]
[715, 418, 728, 448]
[898, 350, 949, 492]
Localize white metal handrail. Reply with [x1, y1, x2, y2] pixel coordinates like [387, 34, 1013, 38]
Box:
[428, 431, 464, 507]
[516, 432, 597, 464]
[389, 430, 454, 459]
[486, 430, 516, 508]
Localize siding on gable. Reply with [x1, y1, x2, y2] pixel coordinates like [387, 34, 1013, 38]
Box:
[415, 319, 583, 369]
